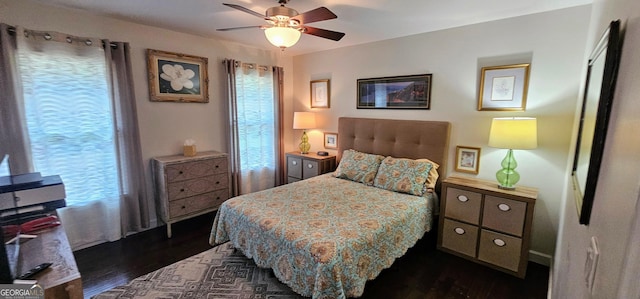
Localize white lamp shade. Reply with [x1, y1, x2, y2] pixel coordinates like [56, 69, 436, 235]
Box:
[293, 112, 316, 130]
[488, 117, 538, 149]
[265, 27, 301, 48]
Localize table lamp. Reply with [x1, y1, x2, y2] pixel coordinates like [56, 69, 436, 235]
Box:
[488, 117, 537, 190]
[293, 112, 316, 154]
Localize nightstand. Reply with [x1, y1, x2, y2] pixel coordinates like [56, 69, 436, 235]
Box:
[437, 176, 537, 278]
[285, 151, 336, 184]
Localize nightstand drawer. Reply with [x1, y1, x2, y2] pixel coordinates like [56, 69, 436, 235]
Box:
[285, 152, 336, 184]
[478, 229, 523, 272]
[482, 195, 527, 236]
[441, 219, 478, 258]
[287, 156, 302, 179]
[302, 160, 320, 179]
[444, 187, 482, 224]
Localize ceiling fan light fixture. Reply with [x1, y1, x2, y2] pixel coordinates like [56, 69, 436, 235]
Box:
[264, 26, 301, 49]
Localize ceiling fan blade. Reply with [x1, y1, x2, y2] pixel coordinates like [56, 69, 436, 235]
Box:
[302, 26, 345, 41]
[292, 7, 337, 24]
[217, 25, 263, 31]
[223, 3, 266, 19]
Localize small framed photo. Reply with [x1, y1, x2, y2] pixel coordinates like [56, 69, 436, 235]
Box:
[455, 146, 481, 174]
[323, 132, 338, 149]
[310, 79, 330, 108]
[147, 49, 209, 103]
[478, 63, 530, 111]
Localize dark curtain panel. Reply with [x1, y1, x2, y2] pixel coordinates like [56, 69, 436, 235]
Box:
[104, 40, 150, 233]
[0, 24, 32, 174]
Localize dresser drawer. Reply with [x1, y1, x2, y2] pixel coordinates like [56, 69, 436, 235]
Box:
[165, 158, 228, 182]
[478, 229, 523, 272]
[167, 173, 228, 201]
[444, 187, 482, 224]
[441, 219, 478, 258]
[482, 195, 527, 236]
[168, 189, 229, 218]
[287, 156, 303, 179]
[302, 160, 320, 179]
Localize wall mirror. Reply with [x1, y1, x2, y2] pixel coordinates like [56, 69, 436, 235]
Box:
[572, 20, 622, 225]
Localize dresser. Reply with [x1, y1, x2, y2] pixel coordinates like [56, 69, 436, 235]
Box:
[152, 151, 229, 238]
[285, 152, 336, 184]
[437, 176, 537, 278]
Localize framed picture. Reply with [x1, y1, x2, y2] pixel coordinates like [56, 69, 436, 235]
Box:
[310, 79, 330, 108]
[478, 64, 530, 111]
[147, 49, 209, 103]
[323, 132, 338, 149]
[455, 146, 481, 174]
[357, 74, 432, 109]
[572, 20, 621, 225]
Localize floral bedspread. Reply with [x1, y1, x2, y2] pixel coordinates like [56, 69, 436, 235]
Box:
[210, 174, 436, 299]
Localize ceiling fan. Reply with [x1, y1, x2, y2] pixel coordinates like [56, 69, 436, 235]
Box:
[217, 0, 345, 49]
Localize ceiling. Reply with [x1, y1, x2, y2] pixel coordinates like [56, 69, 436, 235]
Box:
[34, 0, 591, 56]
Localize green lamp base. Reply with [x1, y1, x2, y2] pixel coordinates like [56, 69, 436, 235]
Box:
[299, 131, 310, 154]
[496, 149, 520, 190]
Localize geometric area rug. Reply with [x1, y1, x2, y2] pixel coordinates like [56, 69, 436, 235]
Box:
[92, 242, 303, 299]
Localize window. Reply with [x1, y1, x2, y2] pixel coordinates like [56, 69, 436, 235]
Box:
[233, 65, 277, 193]
[17, 41, 119, 206]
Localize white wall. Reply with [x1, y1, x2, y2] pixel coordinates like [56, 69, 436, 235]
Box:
[290, 6, 592, 262]
[553, 0, 640, 297]
[0, 0, 294, 225]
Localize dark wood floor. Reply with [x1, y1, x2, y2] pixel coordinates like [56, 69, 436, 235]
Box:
[75, 213, 549, 299]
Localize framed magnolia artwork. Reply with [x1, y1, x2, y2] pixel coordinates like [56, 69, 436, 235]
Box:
[147, 49, 209, 103]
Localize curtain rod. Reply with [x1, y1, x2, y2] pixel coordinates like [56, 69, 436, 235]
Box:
[6, 25, 118, 49]
[222, 59, 270, 71]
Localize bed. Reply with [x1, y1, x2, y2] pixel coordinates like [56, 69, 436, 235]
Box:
[210, 117, 450, 298]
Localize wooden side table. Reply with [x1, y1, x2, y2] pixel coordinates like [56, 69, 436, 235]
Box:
[437, 176, 537, 278]
[18, 225, 83, 298]
[285, 152, 336, 184]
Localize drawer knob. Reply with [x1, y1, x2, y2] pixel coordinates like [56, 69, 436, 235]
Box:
[215, 165, 219, 168]
[307, 163, 313, 169]
[216, 181, 220, 185]
[179, 171, 183, 174]
[216, 196, 220, 200]
[180, 188, 185, 192]
[457, 195, 469, 202]
[498, 203, 511, 211]
[454, 227, 466, 235]
[493, 239, 506, 247]
[292, 161, 298, 166]
[181, 205, 186, 209]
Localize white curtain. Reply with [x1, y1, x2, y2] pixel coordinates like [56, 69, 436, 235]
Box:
[225, 60, 284, 195]
[16, 29, 121, 249]
[0, 25, 149, 250]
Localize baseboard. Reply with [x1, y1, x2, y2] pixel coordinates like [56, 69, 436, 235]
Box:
[529, 250, 552, 266]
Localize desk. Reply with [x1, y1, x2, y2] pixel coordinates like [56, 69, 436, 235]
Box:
[18, 225, 82, 298]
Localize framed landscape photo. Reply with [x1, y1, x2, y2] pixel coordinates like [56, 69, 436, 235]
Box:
[310, 79, 330, 108]
[478, 64, 530, 111]
[324, 132, 338, 149]
[455, 146, 481, 174]
[357, 74, 432, 109]
[147, 49, 209, 103]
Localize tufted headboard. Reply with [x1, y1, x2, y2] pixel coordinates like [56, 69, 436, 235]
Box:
[337, 117, 451, 192]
